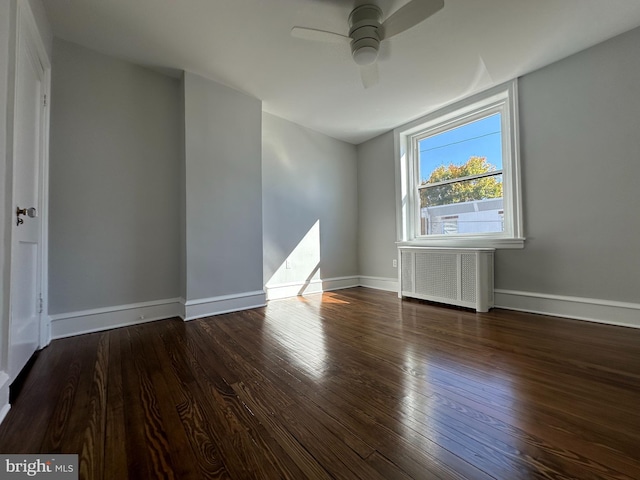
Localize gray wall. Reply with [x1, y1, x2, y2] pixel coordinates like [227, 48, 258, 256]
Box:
[496, 26, 640, 302]
[183, 72, 263, 301]
[356, 131, 397, 279]
[357, 26, 640, 304]
[263, 113, 358, 286]
[49, 39, 181, 313]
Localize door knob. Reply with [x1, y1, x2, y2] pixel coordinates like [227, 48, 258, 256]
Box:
[16, 206, 37, 226]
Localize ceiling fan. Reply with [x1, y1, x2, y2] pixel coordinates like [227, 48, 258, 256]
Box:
[291, 0, 445, 88]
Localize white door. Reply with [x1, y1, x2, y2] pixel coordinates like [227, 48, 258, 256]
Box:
[8, 10, 46, 381]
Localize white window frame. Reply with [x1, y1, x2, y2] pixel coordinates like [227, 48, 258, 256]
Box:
[394, 80, 524, 249]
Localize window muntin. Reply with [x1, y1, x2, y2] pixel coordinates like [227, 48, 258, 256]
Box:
[395, 80, 523, 248]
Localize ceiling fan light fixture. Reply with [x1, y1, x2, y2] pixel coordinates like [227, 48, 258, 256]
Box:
[352, 45, 379, 66]
[351, 36, 380, 65]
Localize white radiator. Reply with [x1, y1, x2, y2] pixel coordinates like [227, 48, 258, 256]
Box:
[398, 247, 495, 312]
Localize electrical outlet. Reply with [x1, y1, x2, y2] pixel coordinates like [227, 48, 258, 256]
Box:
[392, 259, 397, 268]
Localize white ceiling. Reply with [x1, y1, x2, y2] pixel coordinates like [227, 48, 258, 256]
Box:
[43, 0, 640, 144]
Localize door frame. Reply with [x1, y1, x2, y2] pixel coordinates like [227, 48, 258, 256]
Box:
[5, 0, 51, 379]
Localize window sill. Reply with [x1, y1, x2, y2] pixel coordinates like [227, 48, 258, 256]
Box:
[397, 237, 525, 250]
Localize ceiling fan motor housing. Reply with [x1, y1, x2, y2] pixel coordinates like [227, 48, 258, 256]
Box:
[348, 4, 382, 65]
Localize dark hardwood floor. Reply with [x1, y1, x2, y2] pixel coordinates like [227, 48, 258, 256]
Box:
[1, 287, 639, 479]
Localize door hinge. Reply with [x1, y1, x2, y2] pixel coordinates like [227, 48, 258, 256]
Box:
[43, 94, 47, 107]
[38, 295, 43, 314]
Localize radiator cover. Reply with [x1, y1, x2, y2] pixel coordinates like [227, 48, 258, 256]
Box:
[398, 247, 495, 312]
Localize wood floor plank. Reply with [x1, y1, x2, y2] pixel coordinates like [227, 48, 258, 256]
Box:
[219, 318, 381, 461]
[104, 328, 128, 480]
[320, 314, 640, 464]
[0, 335, 70, 452]
[221, 311, 483, 480]
[152, 322, 232, 479]
[273, 401, 389, 480]
[162, 318, 300, 479]
[120, 327, 176, 479]
[134, 322, 222, 479]
[40, 333, 102, 453]
[231, 380, 334, 480]
[290, 291, 640, 448]
[77, 332, 109, 480]
[0, 287, 639, 480]
[198, 317, 297, 411]
[365, 451, 415, 480]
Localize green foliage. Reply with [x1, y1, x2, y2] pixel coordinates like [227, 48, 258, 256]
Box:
[420, 156, 502, 207]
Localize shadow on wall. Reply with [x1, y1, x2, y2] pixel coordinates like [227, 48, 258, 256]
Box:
[265, 220, 322, 300]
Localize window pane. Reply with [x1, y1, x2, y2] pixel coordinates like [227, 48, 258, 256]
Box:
[418, 113, 502, 184]
[419, 174, 504, 235]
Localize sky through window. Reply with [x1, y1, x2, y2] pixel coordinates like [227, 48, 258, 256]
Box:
[418, 113, 502, 182]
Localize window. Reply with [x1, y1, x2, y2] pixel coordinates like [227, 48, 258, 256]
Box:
[395, 80, 524, 248]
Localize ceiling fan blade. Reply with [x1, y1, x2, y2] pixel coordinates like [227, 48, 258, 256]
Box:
[381, 0, 444, 40]
[360, 63, 379, 89]
[291, 26, 350, 44]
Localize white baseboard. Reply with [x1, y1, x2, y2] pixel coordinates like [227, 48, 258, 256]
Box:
[359, 276, 399, 292]
[0, 371, 11, 426]
[265, 276, 359, 301]
[50, 298, 183, 339]
[494, 289, 640, 329]
[182, 290, 267, 321]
